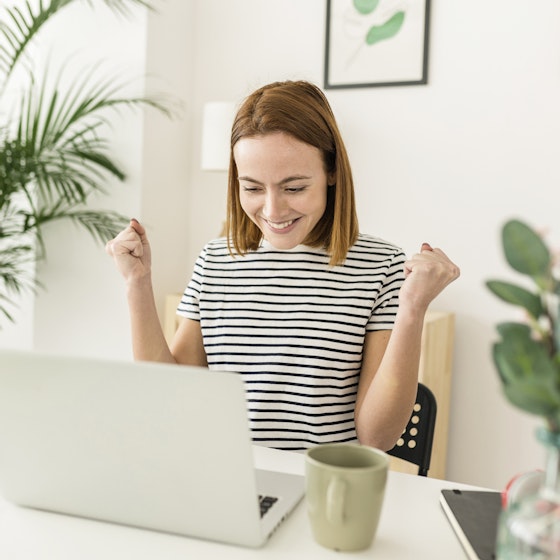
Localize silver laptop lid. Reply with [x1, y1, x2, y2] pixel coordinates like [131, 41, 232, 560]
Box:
[0, 350, 281, 547]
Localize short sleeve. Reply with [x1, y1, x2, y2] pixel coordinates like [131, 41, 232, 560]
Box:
[176, 246, 207, 322]
[366, 249, 406, 331]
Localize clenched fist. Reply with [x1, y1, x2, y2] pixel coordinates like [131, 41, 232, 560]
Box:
[106, 219, 152, 283]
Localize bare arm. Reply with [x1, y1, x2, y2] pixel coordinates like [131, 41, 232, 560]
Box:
[354, 243, 460, 450]
[170, 317, 208, 366]
[106, 219, 206, 365]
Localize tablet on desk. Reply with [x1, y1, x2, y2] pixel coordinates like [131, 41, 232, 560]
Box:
[440, 488, 502, 560]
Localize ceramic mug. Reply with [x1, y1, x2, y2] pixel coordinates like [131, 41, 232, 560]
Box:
[305, 443, 389, 551]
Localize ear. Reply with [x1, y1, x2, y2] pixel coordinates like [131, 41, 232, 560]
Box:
[327, 170, 336, 186]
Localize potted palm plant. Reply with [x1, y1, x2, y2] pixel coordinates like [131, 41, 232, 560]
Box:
[0, 0, 169, 325]
[486, 218, 560, 557]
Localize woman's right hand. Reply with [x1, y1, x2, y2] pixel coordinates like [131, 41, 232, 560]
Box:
[105, 218, 151, 282]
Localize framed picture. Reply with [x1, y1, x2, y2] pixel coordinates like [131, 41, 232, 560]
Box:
[324, 0, 431, 89]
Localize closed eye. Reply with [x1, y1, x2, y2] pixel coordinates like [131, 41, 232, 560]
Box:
[241, 185, 263, 193]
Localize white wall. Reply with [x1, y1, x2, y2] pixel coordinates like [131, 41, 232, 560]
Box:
[182, 0, 560, 490]
[140, 1, 195, 320]
[2, 0, 559, 490]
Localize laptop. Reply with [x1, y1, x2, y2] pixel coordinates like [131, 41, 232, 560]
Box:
[0, 349, 305, 548]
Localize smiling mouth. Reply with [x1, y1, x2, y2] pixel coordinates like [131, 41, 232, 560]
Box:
[264, 218, 297, 231]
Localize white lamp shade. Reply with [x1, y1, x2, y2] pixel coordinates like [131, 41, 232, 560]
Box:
[200, 101, 236, 171]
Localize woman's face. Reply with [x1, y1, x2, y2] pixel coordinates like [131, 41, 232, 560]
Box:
[234, 132, 331, 250]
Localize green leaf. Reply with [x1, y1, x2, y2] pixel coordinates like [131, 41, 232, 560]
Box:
[365, 11, 405, 45]
[493, 331, 560, 418]
[502, 219, 551, 280]
[495, 321, 533, 340]
[486, 279, 544, 319]
[502, 382, 560, 418]
[353, 0, 379, 15]
[492, 331, 558, 387]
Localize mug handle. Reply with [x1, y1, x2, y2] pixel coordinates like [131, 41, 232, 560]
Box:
[326, 476, 346, 524]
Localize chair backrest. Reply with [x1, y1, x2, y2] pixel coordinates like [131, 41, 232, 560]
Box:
[387, 382, 437, 476]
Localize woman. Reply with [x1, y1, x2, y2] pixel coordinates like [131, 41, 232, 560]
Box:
[106, 80, 460, 452]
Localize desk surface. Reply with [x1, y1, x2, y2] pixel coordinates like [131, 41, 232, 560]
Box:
[0, 446, 479, 559]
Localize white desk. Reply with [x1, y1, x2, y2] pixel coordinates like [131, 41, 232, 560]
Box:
[0, 446, 477, 559]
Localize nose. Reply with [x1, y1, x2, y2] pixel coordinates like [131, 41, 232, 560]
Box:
[263, 190, 286, 221]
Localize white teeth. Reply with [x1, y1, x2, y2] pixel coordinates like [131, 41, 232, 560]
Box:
[268, 219, 294, 230]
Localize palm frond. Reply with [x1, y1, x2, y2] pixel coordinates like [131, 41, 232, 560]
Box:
[0, 240, 38, 324]
[0, 0, 169, 328]
[0, 243, 36, 287]
[62, 209, 129, 243]
[25, 201, 128, 245]
[0, 136, 36, 208]
[88, 0, 155, 17]
[0, 0, 72, 91]
[0, 0, 156, 93]
[40, 64, 172, 149]
[0, 199, 30, 238]
[10, 65, 171, 207]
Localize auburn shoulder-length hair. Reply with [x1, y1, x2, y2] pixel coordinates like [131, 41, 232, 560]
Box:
[226, 80, 358, 266]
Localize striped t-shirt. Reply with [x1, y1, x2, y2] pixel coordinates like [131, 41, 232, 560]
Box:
[177, 233, 406, 450]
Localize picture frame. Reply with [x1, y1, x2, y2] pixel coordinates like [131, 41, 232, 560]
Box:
[324, 0, 431, 89]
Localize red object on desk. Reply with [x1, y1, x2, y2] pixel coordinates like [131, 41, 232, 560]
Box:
[502, 469, 545, 509]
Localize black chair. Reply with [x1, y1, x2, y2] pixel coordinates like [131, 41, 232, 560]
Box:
[387, 382, 437, 476]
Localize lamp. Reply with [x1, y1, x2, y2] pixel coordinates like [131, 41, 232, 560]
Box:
[200, 101, 236, 171]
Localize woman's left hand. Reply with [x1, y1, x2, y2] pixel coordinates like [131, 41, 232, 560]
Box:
[399, 243, 460, 313]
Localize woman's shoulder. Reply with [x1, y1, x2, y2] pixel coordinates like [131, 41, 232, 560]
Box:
[195, 237, 232, 261]
[204, 237, 229, 250]
[353, 233, 404, 255]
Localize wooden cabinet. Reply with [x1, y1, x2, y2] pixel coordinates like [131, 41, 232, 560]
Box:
[163, 295, 454, 478]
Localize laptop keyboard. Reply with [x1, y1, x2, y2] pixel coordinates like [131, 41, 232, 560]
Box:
[259, 495, 278, 518]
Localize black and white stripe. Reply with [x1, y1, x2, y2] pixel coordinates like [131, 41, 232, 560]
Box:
[178, 233, 405, 450]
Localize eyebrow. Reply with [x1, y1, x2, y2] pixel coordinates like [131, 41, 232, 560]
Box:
[237, 174, 312, 186]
